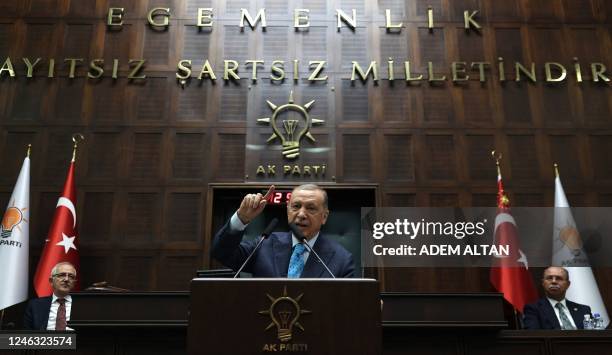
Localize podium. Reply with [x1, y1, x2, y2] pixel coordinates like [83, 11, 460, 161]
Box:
[187, 278, 381, 355]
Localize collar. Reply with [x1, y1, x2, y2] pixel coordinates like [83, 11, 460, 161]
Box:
[547, 297, 567, 309]
[291, 232, 319, 249]
[52, 294, 72, 304]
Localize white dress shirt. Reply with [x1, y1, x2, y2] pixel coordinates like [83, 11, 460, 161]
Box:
[47, 294, 73, 331]
[547, 297, 577, 329]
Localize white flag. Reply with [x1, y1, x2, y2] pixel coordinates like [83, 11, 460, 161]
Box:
[0, 156, 30, 310]
[552, 174, 609, 326]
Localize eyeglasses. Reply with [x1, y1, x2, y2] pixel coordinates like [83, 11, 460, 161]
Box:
[53, 272, 77, 280]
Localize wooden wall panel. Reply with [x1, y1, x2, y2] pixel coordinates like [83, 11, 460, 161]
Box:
[165, 192, 202, 242]
[0, 0, 610, 299]
[80, 191, 114, 243]
[124, 192, 161, 242]
[589, 135, 612, 181]
[424, 135, 457, 180]
[86, 132, 120, 179]
[342, 133, 371, 181]
[383, 133, 414, 182]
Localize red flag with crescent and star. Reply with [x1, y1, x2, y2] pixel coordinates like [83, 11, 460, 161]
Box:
[33, 162, 80, 296]
[489, 169, 538, 313]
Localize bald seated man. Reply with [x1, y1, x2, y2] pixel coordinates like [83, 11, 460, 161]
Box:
[212, 184, 354, 278]
[523, 266, 592, 329]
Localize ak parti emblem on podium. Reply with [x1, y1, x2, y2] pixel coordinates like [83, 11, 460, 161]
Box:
[259, 286, 310, 352]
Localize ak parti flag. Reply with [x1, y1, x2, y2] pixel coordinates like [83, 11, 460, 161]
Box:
[0, 154, 30, 310]
[552, 169, 609, 326]
[33, 162, 80, 296]
[489, 168, 538, 313]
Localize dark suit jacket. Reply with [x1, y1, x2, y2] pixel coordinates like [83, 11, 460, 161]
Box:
[523, 297, 592, 329]
[23, 296, 52, 330]
[212, 221, 355, 278]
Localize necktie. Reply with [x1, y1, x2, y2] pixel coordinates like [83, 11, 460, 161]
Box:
[288, 243, 307, 278]
[555, 302, 576, 330]
[56, 298, 67, 331]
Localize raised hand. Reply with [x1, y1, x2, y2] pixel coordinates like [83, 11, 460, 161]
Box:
[236, 185, 275, 224]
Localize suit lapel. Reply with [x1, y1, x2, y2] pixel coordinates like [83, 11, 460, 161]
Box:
[566, 300, 584, 329]
[273, 233, 292, 277]
[40, 297, 53, 330]
[301, 236, 335, 278]
[541, 299, 562, 330]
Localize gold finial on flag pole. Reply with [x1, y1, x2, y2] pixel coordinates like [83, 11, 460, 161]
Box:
[553, 163, 559, 178]
[491, 150, 502, 176]
[71, 133, 84, 162]
[26, 144, 31, 157]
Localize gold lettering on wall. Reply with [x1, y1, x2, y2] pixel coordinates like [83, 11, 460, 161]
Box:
[404, 61, 423, 82]
[545, 62, 567, 82]
[573, 58, 583, 82]
[198, 60, 216, 80]
[0, 57, 15, 77]
[270, 60, 285, 81]
[428, 62, 446, 81]
[294, 9, 309, 28]
[22, 57, 41, 78]
[308, 61, 327, 81]
[240, 8, 267, 29]
[107, 7, 124, 27]
[128, 59, 146, 79]
[148, 7, 170, 28]
[224, 60, 240, 80]
[471, 62, 489, 82]
[176, 60, 192, 80]
[351, 61, 378, 82]
[463, 10, 481, 31]
[515, 62, 537, 82]
[336, 9, 356, 30]
[385, 10, 402, 30]
[65, 58, 83, 79]
[246, 60, 264, 81]
[591, 63, 610, 82]
[451, 62, 469, 82]
[88, 59, 104, 79]
[197, 8, 213, 28]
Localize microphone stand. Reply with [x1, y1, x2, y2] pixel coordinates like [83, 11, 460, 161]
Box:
[233, 234, 267, 278]
[232, 217, 278, 278]
[300, 238, 336, 279]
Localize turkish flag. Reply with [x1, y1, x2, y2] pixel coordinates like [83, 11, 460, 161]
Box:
[33, 162, 80, 296]
[489, 173, 538, 313]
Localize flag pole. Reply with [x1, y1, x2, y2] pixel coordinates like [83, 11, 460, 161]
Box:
[553, 163, 559, 177]
[491, 150, 502, 176]
[26, 144, 31, 158]
[71, 133, 84, 163]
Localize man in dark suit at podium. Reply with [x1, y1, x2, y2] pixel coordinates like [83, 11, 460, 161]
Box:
[523, 266, 591, 329]
[212, 184, 354, 278]
[23, 262, 77, 330]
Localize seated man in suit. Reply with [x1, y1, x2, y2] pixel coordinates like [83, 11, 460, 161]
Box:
[23, 262, 77, 330]
[523, 266, 591, 329]
[212, 184, 354, 278]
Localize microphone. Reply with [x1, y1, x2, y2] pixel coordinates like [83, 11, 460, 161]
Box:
[288, 223, 336, 278]
[233, 218, 278, 278]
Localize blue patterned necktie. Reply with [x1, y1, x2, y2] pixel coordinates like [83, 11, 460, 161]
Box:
[288, 243, 307, 278]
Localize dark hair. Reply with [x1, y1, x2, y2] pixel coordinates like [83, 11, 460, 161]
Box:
[292, 184, 328, 209]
